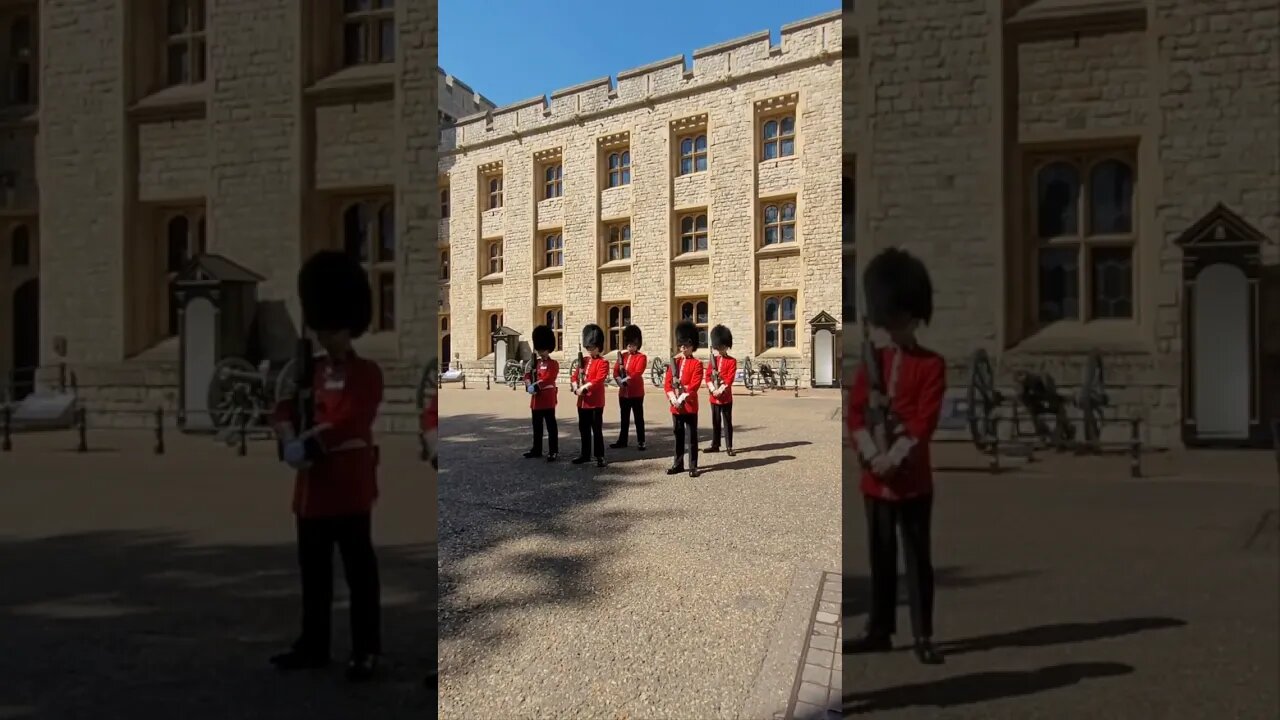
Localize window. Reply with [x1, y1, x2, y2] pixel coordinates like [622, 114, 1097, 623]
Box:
[678, 299, 710, 349]
[542, 307, 564, 351]
[605, 304, 632, 352]
[486, 175, 504, 210]
[543, 163, 563, 199]
[678, 212, 708, 254]
[762, 199, 797, 246]
[486, 311, 504, 353]
[440, 187, 450, 219]
[1031, 152, 1136, 323]
[342, 0, 395, 67]
[485, 239, 503, 275]
[542, 232, 563, 269]
[762, 294, 798, 349]
[440, 250, 449, 282]
[5, 13, 34, 105]
[341, 198, 396, 331]
[163, 210, 206, 337]
[678, 134, 708, 175]
[606, 150, 631, 188]
[604, 223, 631, 262]
[761, 115, 796, 160]
[165, 0, 206, 86]
[9, 224, 30, 267]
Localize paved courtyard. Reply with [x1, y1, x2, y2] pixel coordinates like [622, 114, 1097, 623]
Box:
[0, 429, 435, 720]
[437, 383, 842, 719]
[843, 442, 1279, 719]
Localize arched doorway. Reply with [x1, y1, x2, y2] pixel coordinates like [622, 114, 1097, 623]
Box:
[11, 278, 38, 400]
[441, 334, 451, 371]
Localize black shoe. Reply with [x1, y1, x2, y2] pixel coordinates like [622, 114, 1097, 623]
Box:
[523, 450, 542, 459]
[270, 650, 330, 671]
[914, 638, 944, 665]
[726, 448, 736, 457]
[596, 458, 608, 468]
[637, 442, 646, 451]
[705, 446, 721, 453]
[571, 456, 591, 465]
[346, 653, 380, 682]
[546, 453, 558, 462]
[609, 441, 627, 449]
[689, 468, 699, 478]
[846, 633, 893, 654]
[666, 465, 685, 475]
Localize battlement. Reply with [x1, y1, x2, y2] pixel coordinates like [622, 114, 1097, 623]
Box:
[437, 67, 497, 116]
[441, 10, 840, 153]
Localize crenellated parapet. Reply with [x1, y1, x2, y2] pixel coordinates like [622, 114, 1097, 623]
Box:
[440, 10, 841, 154]
[437, 68, 497, 118]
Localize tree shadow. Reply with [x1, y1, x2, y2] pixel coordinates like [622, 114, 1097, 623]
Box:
[0, 531, 434, 719]
[844, 662, 1135, 713]
[935, 617, 1187, 656]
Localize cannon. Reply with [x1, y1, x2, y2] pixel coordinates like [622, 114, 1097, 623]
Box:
[207, 357, 296, 434]
[649, 355, 668, 388]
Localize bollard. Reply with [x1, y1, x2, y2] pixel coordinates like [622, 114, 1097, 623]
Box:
[2, 404, 11, 452]
[1129, 419, 1141, 478]
[58, 362, 67, 393]
[793, 378, 799, 398]
[461, 373, 467, 390]
[238, 415, 248, 457]
[988, 419, 1001, 473]
[154, 406, 165, 455]
[76, 407, 87, 452]
[486, 374, 491, 391]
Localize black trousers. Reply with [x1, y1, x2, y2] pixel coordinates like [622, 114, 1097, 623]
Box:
[617, 397, 646, 445]
[864, 494, 935, 639]
[530, 408, 558, 455]
[296, 513, 381, 657]
[672, 413, 698, 469]
[578, 407, 605, 459]
[710, 402, 734, 449]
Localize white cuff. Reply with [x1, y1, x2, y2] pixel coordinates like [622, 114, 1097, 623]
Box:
[886, 435, 917, 466]
[852, 429, 879, 461]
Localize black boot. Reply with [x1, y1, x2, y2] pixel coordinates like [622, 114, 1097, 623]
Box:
[637, 442, 646, 451]
[346, 652, 380, 682]
[546, 453, 558, 462]
[609, 441, 627, 449]
[913, 638, 944, 665]
[666, 464, 685, 475]
[523, 450, 542, 459]
[596, 457, 608, 468]
[571, 456, 591, 465]
[704, 445, 721, 453]
[726, 448, 736, 457]
[689, 468, 699, 478]
[846, 633, 892, 654]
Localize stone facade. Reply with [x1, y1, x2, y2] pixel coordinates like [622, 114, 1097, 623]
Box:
[0, 0, 448, 429]
[846, 0, 1280, 448]
[440, 11, 844, 384]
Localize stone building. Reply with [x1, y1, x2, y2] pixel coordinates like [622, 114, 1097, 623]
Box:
[438, 11, 844, 385]
[0, 1, 459, 428]
[845, 0, 1280, 448]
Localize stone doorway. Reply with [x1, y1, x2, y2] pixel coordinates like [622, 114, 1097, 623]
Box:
[11, 278, 38, 401]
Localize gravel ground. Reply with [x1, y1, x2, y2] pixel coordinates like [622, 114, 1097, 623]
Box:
[0, 429, 435, 720]
[438, 385, 842, 719]
[843, 442, 1279, 719]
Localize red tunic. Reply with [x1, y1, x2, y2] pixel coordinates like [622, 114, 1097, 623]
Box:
[524, 357, 560, 410]
[614, 351, 648, 399]
[706, 355, 737, 405]
[573, 356, 609, 410]
[272, 353, 383, 518]
[664, 355, 705, 415]
[846, 345, 946, 501]
[420, 395, 438, 432]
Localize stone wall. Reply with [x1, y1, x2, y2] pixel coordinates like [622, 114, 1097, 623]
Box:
[441, 11, 842, 382]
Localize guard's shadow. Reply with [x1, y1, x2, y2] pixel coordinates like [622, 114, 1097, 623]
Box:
[698, 454, 794, 473]
[843, 568, 1039, 625]
[935, 617, 1187, 656]
[734, 440, 812, 454]
[844, 662, 1135, 713]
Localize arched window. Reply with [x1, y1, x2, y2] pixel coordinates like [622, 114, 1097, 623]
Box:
[343, 202, 370, 260]
[544, 307, 564, 351]
[164, 211, 204, 337]
[165, 0, 207, 86]
[8, 16, 33, 104]
[607, 150, 631, 188]
[762, 294, 798, 349]
[679, 213, 708, 254]
[606, 304, 631, 352]
[605, 223, 631, 261]
[762, 200, 797, 246]
[9, 224, 30, 267]
[761, 115, 795, 160]
[488, 176, 504, 209]
[343, 0, 395, 66]
[487, 311, 504, 353]
[679, 299, 709, 348]
[341, 197, 396, 331]
[440, 250, 450, 282]
[440, 187, 450, 218]
[486, 239, 504, 275]
[544, 163, 563, 199]
[543, 232, 563, 269]
[679, 134, 708, 175]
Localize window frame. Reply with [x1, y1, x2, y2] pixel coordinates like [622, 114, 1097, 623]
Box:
[341, 0, 396, 67]
[542, 162, 563, 199]
[677, 133, 709, 176]
[440, 186, 450, 219]
[759, 113, 797, 161]
[161, 207, 207, 338]
[485, 310, 504, 354]
[3, 9, 36, 106]
[440, 249, 450, 283]
[606, 149, 632, 188]
[1025, 146, 1138, 329]
[604, 304, 632, 353]
[163, 0, 207, 88]
[485, 174, 504, 210]
[677, 297, 710, 349]
[541, 306, 565, 352]
[485, 238, 504, 276]
[761, 293, 799, 351]
[338, 196, 397, 333]
[603, 221, 632, 263]
[677, 211, 709, 255]
[541, 231, 563, 270]
[761, 198, 798, 247]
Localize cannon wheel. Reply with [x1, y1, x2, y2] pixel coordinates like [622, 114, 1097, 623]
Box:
[415, 357, 440, 410]
[742, 357, 754, 390]
[649, 356, 666, 388]
[1078, 351, 1107, 446]
[208, 357, 262, 429]
[965, 349, 1001, 453]
[504, 363, 523, 386]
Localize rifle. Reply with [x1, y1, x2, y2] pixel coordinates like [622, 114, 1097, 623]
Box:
[710, 356, 723, 390]
[277, 321, 316, 461]
[571, 345, 585, 393]
[617, 350, 629, 385]
[670, 353, 686, 402]
[862, 316, 890, 460]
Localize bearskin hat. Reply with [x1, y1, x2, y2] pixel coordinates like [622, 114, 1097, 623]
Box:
[862, 247, 933, 327]
[532, 324, 556, 352]
[674, 319, 699, 349]
[621, 324, 643, 350]
[581, 323, 605, 350]
[298, 250, 373, 337]
[710, 324, 733, 349]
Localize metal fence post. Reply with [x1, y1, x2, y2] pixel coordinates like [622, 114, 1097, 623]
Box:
[154, 406, 165, 455]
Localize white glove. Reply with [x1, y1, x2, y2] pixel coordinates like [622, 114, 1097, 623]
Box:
[676, 393, 689, 406]
[526, 383, 538, 395]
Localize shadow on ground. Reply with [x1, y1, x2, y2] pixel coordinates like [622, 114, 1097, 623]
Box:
[844, 662, 1136, 713]
[0, 531, 434, 720]
[842, 567, 1041, 627]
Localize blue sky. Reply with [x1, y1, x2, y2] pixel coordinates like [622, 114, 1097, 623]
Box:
[440, 0, 840, 108]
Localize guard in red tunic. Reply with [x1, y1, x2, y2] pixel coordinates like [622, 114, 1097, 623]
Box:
[664, 320, 705, 477]
[846, 247, 947, 665]
[704, 324, 738, 456]
[523, 324, 561, 461]
[610, 324, 648, 451]
[570, 324, 609, 467]
[270, 250, 384, 682]
[421, 384, 438, 470]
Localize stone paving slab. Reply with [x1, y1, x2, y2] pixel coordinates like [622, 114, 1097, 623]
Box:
[784, 571, 842, 720]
